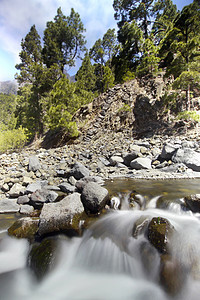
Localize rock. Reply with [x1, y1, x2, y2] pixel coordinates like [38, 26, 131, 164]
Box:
[172, 148, 200, 172]
[29, 237, 59, 280]
[109, 155, 124, 166]
[8, 217, 39, 240]
[160, 254, 187, 295]
[130, 157, 152, 170]
[38, 192, 84, 236]
[123, 152, 140, 167]
[184, 194, 200, 213]
[0, 199, 20, 213]
[20, 204, 34, 215]
[9, 183, 25, 198]
[160, 143, 179, 160]
[26, 182, 42, 194]
[28, 156, 41, 172]
[68, 162, 90, 180]
[17, 195, 30, 205]
[81, 182, 109, 214]
[147, 217, 174, 254]
[30, 189, 58, 209]
[98, 157, 110, 167]
[59, 182, 76, 193]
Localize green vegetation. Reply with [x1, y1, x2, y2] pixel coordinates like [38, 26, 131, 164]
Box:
[0, 1, 199, 152]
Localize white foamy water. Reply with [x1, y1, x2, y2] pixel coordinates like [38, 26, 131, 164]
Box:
[1, 193, 200, 299]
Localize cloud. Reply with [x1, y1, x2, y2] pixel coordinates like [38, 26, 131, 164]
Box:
[0, 0, 117, 79]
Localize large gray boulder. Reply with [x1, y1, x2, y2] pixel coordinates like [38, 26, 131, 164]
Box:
[59, 182, 76, 193]
[81, 182, 109, 214]
[28, 156, 41, 172]
[172, 148, 200, 172]
[130, 157, 152, 170]
[38, 192, 84, 236]
[123, 151, 140, 167]
[9, 183, 25, 198]
[69, 162, 90, 180]
[30, 189, 58, 209]
[0, 199, 20, 213]
[160, 143, 179, 160]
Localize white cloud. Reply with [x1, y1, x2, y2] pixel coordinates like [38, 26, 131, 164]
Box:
[0, 0, 117, 80]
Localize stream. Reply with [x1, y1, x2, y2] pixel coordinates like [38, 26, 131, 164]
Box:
[1, 179, 200, 300]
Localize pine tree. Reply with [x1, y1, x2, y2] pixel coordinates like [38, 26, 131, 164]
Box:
[43, 7, 86, 73]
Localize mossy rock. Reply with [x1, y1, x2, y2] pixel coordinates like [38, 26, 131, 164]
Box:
[29, 237, 60, 280]
[8, 217, 39, 240]
[160, 254, 187, 296]
[147, 217, 174, 254]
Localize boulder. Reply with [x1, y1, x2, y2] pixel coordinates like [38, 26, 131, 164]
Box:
[172, 148, 200, 172]
[68, 162, 90, 180]
[147, 217, 174, 254]
[20, 204, 34, 215]
[109, 156, 124, 166]
[123, 151, 140, 167]
[38, 192, 84, 236]
[130, 157, 152, 170]
[8, 217, 39, 240]
[28, 155, 41, 172]
[17, 195, 30, 205]
[9, 183, 25, 198]
[30, 189, 58, 209]
[160, 143, 179, 160]
[59, 182, 76, 193]
[81, 182, 109, 214]
[184, 194, 200, 213]
[0, 199, 20, 213]
[26, 182, 42, 194]
[29, 237, 59, 280]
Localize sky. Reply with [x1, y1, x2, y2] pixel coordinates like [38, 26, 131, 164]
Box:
[0, 0, 194, 81]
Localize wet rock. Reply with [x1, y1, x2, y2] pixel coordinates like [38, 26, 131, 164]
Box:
[132, 216, 149, 238]
[160, 254, 187, 295]
[38, 192, 84, 236]
[28, 156, 41, 172]
[184, 194, 200, 213]
[8, 217, 39, 240]
[0, 198, 20, 213]
[130, 157, 152, 170]
[68, 162, 90, 179]
[81, 182, 109, 214]
[29, 237, 59, 280]
[147, 217, 174, 254]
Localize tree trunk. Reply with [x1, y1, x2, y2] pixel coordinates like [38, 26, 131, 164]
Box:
[186, 84, 191, 110]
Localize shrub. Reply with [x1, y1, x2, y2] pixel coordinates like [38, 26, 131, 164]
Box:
[0, 127, 27, 153]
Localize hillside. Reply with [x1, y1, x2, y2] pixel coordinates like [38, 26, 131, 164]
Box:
[0, 80, 18, 95]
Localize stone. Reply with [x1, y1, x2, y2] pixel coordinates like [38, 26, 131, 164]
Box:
[20, 204, 34, 215]
[172, 148, 200, 172]
[130, 157, 152, 170]
[123, 152, 140, 167]
[0, 198, 20, 213]
[81, 182, 109, 214]
[9, 183, 25, 198]
[28, 155, 41, 172]
[38, 192, 84, 236]
[30, 189, 58, 209]
[8, 217, 39, 240]
[17, 195, 30, 205]
[160, 143, 179, 160]
[59, 182, 76, 193]
[147, 217, 174, 254]
[68, 162, 90, 180]
[184, 194, 200, 213]
[109, 156, 124, 166]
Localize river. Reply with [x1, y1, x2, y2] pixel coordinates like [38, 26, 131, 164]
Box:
[0, 179, 200, 300]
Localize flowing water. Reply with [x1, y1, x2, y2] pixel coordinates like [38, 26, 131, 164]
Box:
[1, 179, 200, 300]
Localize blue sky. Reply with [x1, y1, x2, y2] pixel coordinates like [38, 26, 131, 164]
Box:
[0, 0, 193, 81]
